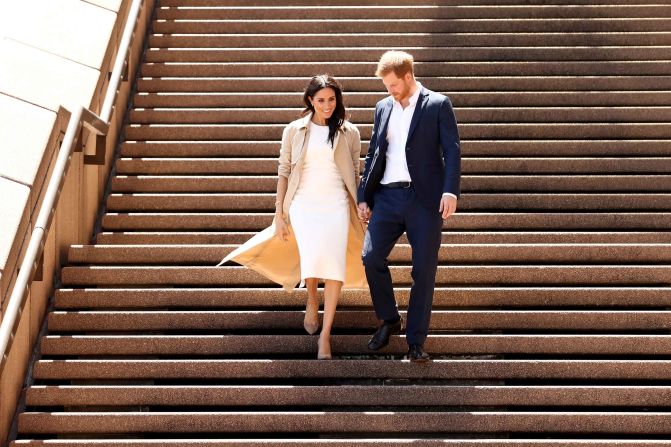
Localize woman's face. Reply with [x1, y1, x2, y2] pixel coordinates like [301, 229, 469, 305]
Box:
[310, 87, 337, 123]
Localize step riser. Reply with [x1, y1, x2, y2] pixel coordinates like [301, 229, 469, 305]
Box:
[114, 158, 671, 175]
[154, 6, 671, 20]
[37, 336, 671, 356]
[144, 49, 671, 63]
[100, 213, 671, 231]
[32, 359, 671, 380]
[141, 63, 671, 78]
[111, 176, 671, 193]
[8, 441, 671, 447]
[137, 77, 671, 93]
[128, 108, 671, 124]
[119, 141, 671, 158]
[94, 232, 671, 245]
[153, 21, 671, 33]
[104, 194, 671, 212]
[53, 287, 671, 309]
[46, 311, 671, 331]
[60, 266, 671, 287]
[26, 385, 671, 407]
[68, 244, 671, 265]
[18, 412, 671, 434]
[124, 124, 671, 141]
[147, 34, 671, 49]
[133, 92, 671, 108]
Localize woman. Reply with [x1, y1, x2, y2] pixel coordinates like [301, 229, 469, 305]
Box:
[220, 75, 367, 360]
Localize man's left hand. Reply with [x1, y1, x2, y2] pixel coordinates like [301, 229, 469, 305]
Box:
[439, 195, 457, 219]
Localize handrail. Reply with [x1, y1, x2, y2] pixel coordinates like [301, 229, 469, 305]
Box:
[0, 0, 144, 370]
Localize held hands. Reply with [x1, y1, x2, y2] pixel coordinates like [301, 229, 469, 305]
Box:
[439, 195, 457, 219]
[274, 214, 290, 242]
[357, 202, 372, 223]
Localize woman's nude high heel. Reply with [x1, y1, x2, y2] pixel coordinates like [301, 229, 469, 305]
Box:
[303, 296, 319, 335]
[317, 335, 332, 360]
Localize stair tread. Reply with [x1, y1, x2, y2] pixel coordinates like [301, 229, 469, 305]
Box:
[38, 334, 671, 356]
[32, 358, 671, 380]
[54, 286, 671, 309]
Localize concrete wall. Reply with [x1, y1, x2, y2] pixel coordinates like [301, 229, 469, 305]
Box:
[0, 0, 155, 442]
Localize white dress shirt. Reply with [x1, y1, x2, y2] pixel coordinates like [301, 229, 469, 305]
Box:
[381, 82, 457, 200]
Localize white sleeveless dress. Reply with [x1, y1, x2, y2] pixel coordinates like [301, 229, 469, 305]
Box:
[289, 121, 350, 283]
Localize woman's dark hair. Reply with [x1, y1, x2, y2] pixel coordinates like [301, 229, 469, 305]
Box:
[302, 74, 346, 147]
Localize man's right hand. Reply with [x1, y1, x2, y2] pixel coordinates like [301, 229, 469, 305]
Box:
[357, 202, 371, 223]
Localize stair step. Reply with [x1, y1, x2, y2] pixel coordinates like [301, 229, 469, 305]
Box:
[94, 231, 671, 245]
[124, 123, 671, 141]
[154, 5, 671, 20]
[132, 91, 671, 108]
[48, 310, 671, 332]
[147, 33, 671, 49]
[32, 359, 671, 380]
[128, 107, 671, 124]
[110, 175, 671, 193]
[100, 212, 671, 231]
[119, 140, 671, 157]
[104, 193, 671, 212]
[115, 158, 671, 175]
[60, 265, 671, 287]
[153, 19, 671, 33]
[159, 0, 671, 6]
[19, 411, 671, 435]
[54, 287, 671, 310]
[41, 334, 671, 356]
[25, 384, 671, 407]
[136, 76, 671, 91]
[9, 440, 671, 447]
[68, 243, 671, 265]
[141, 62, 671, 78]
[144, 48, 671, 63]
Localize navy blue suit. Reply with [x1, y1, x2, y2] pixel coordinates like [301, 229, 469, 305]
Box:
[357, 86, 461, 346]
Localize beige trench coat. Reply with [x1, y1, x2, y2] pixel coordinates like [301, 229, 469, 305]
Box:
[219, 114, 367, 291]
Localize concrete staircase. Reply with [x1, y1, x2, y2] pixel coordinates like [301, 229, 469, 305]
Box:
[11, 0, 671, 445]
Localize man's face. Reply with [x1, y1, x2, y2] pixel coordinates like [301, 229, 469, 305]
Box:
[381, 71, 412, 103]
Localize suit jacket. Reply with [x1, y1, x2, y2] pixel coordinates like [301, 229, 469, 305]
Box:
[219, 114, 367, 291]
[357, 86, 461, 210]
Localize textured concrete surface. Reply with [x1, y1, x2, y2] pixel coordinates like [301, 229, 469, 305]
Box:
[118, 140, 671, 158]
[67, 242, 671, 264]
[101, 212, 671, 231]
[32, 359, 671, 380]
[94, 231, 671, 245]
[25, 384, 671, 407]
[136, 75, 671, 90]
[17, 411, 671, 434]
[11, 440, 671, 447]
[38, 334, 671, 356]
[152, 15, 671, 31]
[52, 286, 671, 309]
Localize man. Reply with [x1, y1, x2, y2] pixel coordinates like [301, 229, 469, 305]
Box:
[357, 50, 461, 363]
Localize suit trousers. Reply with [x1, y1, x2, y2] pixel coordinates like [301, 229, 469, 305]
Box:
[362, 186, 443, 346]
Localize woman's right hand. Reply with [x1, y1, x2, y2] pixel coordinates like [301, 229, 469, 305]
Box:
[274, 215, 290, 242]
